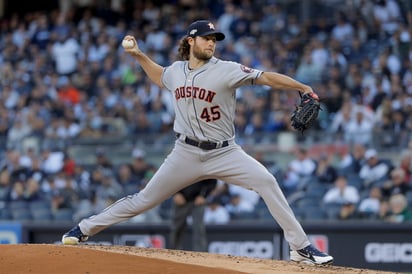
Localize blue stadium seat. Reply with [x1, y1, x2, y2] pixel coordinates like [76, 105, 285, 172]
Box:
[29, 200, 50, 210]
[230, 211, 258, 221]
[8, 200, 29, 210]
[303, 206, 326, 220]
[322, 203, 342, 220]
[296, 197, 320, 208]
[31, 208, 53, 221]
[10, 208, 32, 221]
[0, 208, 11, 220]
[52, 209, 74, 221]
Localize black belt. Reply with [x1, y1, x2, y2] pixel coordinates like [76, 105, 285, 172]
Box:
[176, 134, 229, 150]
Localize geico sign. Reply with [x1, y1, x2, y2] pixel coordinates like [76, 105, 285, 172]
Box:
[209, 241, 273, 258]
[365, 243, 412, 263]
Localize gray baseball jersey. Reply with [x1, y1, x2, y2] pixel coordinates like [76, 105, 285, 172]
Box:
[78, 57, 310, 251]
[163, 57, 261, 142]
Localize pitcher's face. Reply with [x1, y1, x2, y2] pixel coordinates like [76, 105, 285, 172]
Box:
[191, 35, 216, 60]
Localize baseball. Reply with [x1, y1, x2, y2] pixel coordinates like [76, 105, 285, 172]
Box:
[122, 38, 135, 49]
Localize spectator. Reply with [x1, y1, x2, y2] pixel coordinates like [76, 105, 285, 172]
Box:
[217, 3, 237, 42]
[282, 147, 316, 195]
[295, 48, 323, 84]
[339, 203, 358, 220]
[228, 184, 260, 210]
[344, 108, 375, 146]
[115, 163, 141, 195]
[244, 112, 266, 137]
[50, 174, 79, 210]
[8, 180, 26, 202]
[130, 148, 155, 184]
[19, 146, 37, 169]
[330, 11, 354, 45]
[51, 25, 80, 76]
[41, 148, 65, 175]
[381, 168, 411, 199]
[94, 148, 113, 169]
[313, 153, 338, 185]
[337, 143, 366, 174]
[377, 199, 391, 220]
[357, 186, 383, 218]
[346, 36, 368, 65]
[2, 84, 20, 110]
[24, 177, 46, 202]
[359, 149, 392, 188]
[330, 100, 352, 136]
[7, 118, 32, 150]
[94, 168, 123, 202]
[55, 118, 82, 140]
[204, 196, 230, 225]
[310, 38, 329, 71]
[372, 0, 402, 36]
[225, 193, 255, 218]
[62, 152, 76, 177]
[30, 13, 51, 51]
[323, 175, 360, 206]
[72, 164, 91, 199]
[384, 193, 412, 223]
[57, 77, 81, 106]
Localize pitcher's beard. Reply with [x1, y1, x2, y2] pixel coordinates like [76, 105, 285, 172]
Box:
[192, 46, 213, 61]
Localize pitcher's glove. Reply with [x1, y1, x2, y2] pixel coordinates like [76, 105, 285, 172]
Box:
[291, 91, 320, 133]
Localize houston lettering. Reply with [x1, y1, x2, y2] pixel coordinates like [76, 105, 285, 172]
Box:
[174, 86, 216, 103]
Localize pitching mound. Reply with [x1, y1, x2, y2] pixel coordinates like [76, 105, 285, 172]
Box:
[0, 244, 396, 274]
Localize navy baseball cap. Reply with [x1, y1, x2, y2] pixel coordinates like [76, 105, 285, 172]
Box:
[187, 20, 225, 41]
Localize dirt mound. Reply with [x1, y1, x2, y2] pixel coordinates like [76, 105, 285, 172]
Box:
[0, 244, 397, 274]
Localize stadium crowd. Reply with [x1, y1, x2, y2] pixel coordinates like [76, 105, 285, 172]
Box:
[0, 0, 412, 223]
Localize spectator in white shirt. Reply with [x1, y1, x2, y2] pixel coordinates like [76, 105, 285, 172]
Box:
[323, 175, 360, 205]
[225, 194, 255, 216]
[51, 30, 80, 76]
[228, 184, 260, 209]
[331, 12, 354, 45]
[344, 109, 375, 145]
[357, 186, 382, 217]
[372, 0, 402, 35]
[283, 147, 316, 196]
[204, 197, 230, 224]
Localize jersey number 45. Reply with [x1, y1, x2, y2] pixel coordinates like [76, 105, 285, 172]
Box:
[201, 106, 221, 122]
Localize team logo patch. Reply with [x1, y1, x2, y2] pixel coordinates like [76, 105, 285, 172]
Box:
[240, 65, 254, 73]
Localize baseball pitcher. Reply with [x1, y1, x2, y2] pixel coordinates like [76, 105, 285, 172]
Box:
[62, 20, 333, 265]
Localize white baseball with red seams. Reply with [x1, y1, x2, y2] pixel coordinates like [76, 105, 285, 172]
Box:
[121, 38, 134, 49]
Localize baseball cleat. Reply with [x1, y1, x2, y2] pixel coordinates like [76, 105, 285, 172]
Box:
[62, 225, 89, 245]
[290, 244, 334, 265]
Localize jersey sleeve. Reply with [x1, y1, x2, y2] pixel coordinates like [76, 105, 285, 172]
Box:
[223, 61, 263, 89]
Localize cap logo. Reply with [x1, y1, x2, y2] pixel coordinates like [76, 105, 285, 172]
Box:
[190, 29, 198, 36]
[208, 22, 215, 30]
